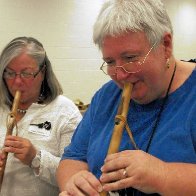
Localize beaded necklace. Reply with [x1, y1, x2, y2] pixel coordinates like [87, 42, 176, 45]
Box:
[17, 108, 27, 114]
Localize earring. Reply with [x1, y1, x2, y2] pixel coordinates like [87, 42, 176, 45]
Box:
[166, 58, 170, 69]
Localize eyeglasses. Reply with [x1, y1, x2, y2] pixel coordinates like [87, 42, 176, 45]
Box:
[3, 67, 43, 79]
[100, 42, 156, 76]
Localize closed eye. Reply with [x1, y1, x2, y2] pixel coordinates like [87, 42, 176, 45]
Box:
[123, 55, 139, 63]
[105, 60, 115, 66]
[21, 72, 34, 76]
[5, 71, 15, 76]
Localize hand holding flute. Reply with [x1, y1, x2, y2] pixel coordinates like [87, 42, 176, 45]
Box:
[99, 83, 133, 196]
[0, 90, 39, 190]
[58, 83, 134, 196]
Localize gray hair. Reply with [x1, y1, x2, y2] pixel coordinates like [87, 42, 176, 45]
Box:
[0, 36, 63, 107]
[93, 0, 173, 48]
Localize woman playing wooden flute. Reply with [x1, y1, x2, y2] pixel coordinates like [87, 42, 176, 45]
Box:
[57, 0, 196, 195]
[0, 37, 82, 196]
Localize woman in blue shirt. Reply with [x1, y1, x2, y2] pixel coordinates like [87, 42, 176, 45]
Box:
[57, 0, 196, 195]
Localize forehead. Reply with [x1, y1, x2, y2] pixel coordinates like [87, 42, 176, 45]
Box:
[101, 31, 149, 58]
[7, 53, 38, 70]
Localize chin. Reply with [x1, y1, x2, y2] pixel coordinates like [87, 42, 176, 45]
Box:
[132, 93, 155, 105]
[131, 84, 151, 103]
[132, 98, 150, 105]
[132, 92, 150, 105]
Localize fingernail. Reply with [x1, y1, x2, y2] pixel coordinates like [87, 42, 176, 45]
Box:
[100, 175, 104, 181]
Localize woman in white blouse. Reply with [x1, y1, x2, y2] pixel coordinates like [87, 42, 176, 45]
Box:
[0, 37, 82, 196]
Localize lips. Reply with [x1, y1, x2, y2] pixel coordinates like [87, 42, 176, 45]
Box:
[128, 80, 139, 87]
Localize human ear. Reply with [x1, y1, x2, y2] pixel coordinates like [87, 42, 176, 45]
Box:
[162, 32, 173, 59]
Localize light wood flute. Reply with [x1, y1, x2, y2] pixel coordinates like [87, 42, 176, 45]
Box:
[100, 83, 133, 196]
[0, 91, 21, 191]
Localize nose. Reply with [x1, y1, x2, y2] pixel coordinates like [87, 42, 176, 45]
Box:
[115, 67, 130, 81]
[13, 74, 23, 83]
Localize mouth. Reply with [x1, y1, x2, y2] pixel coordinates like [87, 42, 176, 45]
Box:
[115, 78, 140, 90]
[13, 89, 24, 97]
[127, 80, 139, 87]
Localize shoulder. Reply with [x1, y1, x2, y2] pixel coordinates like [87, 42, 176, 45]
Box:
[172, 66, 196, 110]
[89, 80, 121, 112]
[101, 80, 119, 90]
[174, 60, 196, 91]
[187, 66, 196, 85]
[55, 95, 75, 105]
[93, 80, 120, 99]
[49, 95, 80, 113]
[175, 65, 196, 94]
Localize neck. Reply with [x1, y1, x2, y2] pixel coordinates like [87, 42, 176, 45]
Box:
[16, 103, 29, 114]
[164, 59, 177, 95]
[145, 62, 177, 152]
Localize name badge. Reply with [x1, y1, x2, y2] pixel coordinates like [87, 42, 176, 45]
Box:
[29, 121, 52, 136]
[29, 127, 51, 136]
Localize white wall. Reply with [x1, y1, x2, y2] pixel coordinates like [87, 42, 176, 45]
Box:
[164, 0, 196, 60]
[0, 0, 195, 104]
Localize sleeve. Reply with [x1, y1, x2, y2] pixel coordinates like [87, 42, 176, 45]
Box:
[61, 87, 102, 163]
[61, 81, 117, 165]
[35, 100, 82, 186]
[61, 103, 94, 162]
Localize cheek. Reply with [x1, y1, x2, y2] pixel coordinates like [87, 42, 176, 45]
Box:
[31, 80, 42, 92]
[21, 81, 42, 101]
[141, 69, 165, 97]
[4, 79, 11, 87]
[30, 75, 43, 88]
[23, 77, 43, 96]
[110, 75, 124, 88]
[133, 71, 155, 92]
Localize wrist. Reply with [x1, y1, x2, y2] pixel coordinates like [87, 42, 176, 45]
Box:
[30, 150, 41, 169]
[155, 161, 168, 195]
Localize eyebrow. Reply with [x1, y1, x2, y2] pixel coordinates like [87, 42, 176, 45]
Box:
[121, 49, 143, 56]
[103, 51, 141, 61]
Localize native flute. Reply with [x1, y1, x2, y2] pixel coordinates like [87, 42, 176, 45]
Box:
[100, 83, 133, 196]
[0, 90, 21, 190]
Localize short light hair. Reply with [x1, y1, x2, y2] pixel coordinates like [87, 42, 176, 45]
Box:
[0, 37, 63, 107]
[93, 0, 173, 49]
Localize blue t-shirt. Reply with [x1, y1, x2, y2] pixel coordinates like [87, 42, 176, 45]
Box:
[62, 68, 196, 179]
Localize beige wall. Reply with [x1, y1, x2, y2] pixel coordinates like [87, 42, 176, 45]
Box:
[164, 0, 196, 60]
[0, 0, 195, 104]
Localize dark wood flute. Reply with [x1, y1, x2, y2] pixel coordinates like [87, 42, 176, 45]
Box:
[0, 90, 21, 190]
[100, 83, 133, 196]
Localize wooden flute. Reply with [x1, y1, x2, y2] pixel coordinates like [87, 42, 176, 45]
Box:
[0, 90, 21, 190]
[100, 83, 133, 196]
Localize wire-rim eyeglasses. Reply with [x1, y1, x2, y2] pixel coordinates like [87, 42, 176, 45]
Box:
[100, 42, 156, 76]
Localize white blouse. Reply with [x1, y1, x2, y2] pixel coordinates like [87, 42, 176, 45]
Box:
[0, 95, 82, 196]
